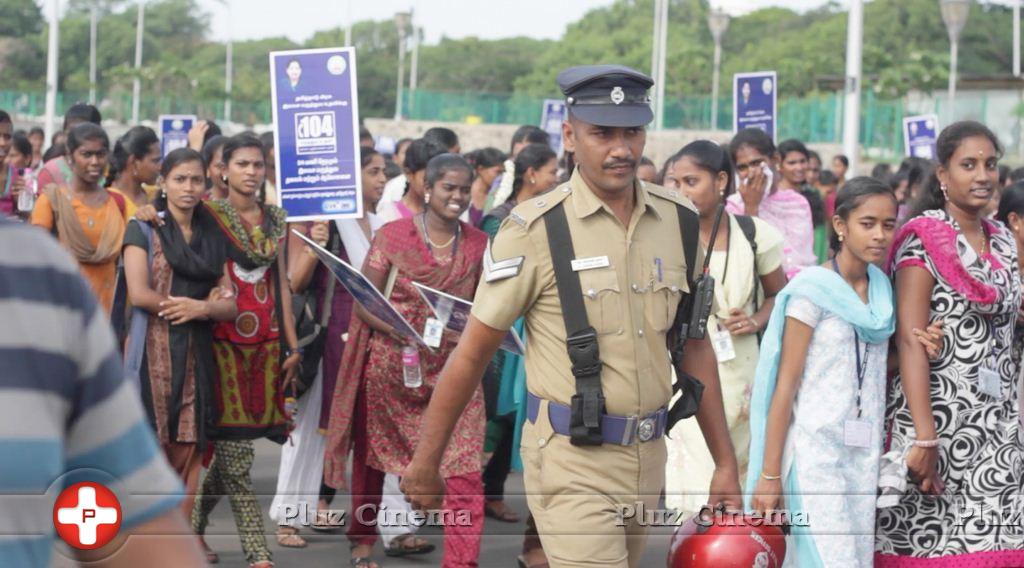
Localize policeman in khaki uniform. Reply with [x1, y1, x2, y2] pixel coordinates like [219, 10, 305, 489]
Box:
[402, 65, 741, 567]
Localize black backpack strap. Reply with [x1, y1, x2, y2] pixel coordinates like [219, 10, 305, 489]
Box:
[734, 214, 761, 313]
[734, 214, 757, 253]
[665, 203, 712, 433]
[543, 202, 605, 446]
[676, 204, 700, 289]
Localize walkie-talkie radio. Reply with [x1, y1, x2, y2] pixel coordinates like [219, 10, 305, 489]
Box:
[667, 202, 725, 431]
[677, 203, 724, 341]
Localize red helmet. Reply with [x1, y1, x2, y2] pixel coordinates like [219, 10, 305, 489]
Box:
[668, 509, 787, 568]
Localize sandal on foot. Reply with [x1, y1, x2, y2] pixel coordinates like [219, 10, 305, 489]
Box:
[350, 557, 379, 568]
[275, 527, 307, 548]
[484, 502, 521, 523]
[384, 534, 435, 557]
[311, 509, 344, 533]
[200, 539, 219, 564]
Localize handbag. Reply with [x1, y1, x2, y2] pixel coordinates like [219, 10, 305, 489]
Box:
[291, 229, 339, 397]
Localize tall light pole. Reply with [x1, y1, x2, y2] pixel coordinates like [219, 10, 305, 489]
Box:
[1014, 0, 1020, 77]
[842, 0, 863, 175]
[89, 5, 98, 104]
[221, 0, 233, 124]
[344, 0, 353, 46]
[707, 9, 729, 131]
[652, 0, 668, 130]
[44, 0, 60, 145]
[394, 11, 410, 121]
[650, 0, 662, 96]
[940, 0, 970, 123]
[410, 26, 421, 94]
[131, 1, 145, 124]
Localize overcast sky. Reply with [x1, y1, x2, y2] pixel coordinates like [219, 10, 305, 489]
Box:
[194, 0, 842, 45]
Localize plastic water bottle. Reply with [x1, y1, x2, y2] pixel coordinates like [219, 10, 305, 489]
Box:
[17, 169, 36, 213]
[402, 345, 422, 388]
[284, 396, 298, 419]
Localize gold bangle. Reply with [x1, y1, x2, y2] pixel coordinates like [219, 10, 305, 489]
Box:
[761, 472, 782, 481]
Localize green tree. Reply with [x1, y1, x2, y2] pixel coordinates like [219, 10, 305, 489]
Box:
[0, 0, 43, 38]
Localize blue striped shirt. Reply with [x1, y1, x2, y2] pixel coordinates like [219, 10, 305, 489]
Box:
[0, 220, 183, 567]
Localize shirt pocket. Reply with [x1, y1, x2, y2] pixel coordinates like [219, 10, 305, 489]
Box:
[646, 267, 687, 333]
[578, 269, 622, 335]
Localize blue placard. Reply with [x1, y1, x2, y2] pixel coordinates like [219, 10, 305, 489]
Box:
[540, 99, 567, 156]
[903, 114, 938, 160]
[159, 114, 195, 157]
[412, 282, 526, 357]
[270, 48, 363, 221]
[733, 71, 777, 140]
[294, 230, 428, 348]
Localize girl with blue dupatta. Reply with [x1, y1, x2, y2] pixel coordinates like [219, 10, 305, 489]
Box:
[747, 177, 898, 567]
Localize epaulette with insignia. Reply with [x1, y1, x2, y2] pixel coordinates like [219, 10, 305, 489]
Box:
[644, 181, 698, 212]
[506, 182, 573, 228]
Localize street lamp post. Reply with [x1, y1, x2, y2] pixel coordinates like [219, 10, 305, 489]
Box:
[44, 0, 60, 145]
[89, 5, 98, 104]
[410, 26, 422, 94]
[131, 1, 145, 124]
[394, 11, 410, 121]
[940, 0, 971, 123]
[344, 0, 353, 46]
[707, 9, 729, 131]
[842, 0, 864, 175]
[651, 0, 668, 130]
[1014, 0, 1020, 77]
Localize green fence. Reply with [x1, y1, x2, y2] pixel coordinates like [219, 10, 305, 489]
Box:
[401, 89, 914, 156]
[2, 87, 923, 156]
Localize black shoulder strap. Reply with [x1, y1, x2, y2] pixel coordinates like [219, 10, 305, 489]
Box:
[734, 214, 757, 253]
[675, 204, 700, 289]
[733, 214, 763, 325]
[544, 202, 605, 446]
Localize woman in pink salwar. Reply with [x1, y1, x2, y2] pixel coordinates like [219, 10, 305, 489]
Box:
[726, 128, 817, 278]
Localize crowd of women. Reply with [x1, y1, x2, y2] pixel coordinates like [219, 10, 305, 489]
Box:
[4, 100, 1024, 567]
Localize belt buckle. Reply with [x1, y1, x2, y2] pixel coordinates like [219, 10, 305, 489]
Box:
[637, 417, 656, 442]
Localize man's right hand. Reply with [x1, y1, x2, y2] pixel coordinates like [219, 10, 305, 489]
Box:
[400, 460, 446, 510]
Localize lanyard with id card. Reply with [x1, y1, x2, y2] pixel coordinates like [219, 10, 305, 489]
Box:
[711, 326, 736, 362]
[832, 257, 873, 448]
[975, 314, 1004, 399]
[843, 332, 873, 448]
[978, 358, 1003, 399]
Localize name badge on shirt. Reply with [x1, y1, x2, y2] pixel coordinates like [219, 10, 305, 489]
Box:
[423, 317, 444, 349]
[844, 419, 873, 448]
[711, 329, 736, 362]
[571, 256, 610, 272]
[978, 366, 1002, 399]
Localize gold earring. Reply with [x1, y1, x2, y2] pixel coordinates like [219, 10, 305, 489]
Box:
[838, 233, 845, 242]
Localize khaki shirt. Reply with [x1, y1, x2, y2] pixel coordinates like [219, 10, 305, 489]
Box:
[471, 169, 703, 417]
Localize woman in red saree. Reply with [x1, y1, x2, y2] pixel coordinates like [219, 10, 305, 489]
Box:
[325, 154, 488, 568]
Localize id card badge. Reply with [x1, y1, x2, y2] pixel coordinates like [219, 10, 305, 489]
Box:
[978, 365, 1002, 399]
[844, 419, 873, 448]
[711, 329, 736, 362]
[423, 317, 444, 349]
